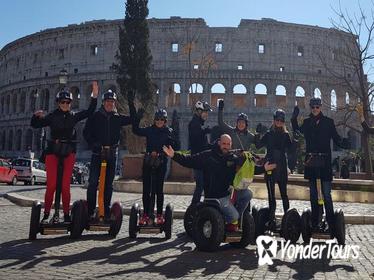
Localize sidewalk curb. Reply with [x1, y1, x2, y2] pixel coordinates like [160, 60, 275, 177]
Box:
[4, 192, 374, 224]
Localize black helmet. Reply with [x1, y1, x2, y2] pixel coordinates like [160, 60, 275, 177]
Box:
[102, 90, 117, 101]
[237, 113, 248, 124]
[195, 101, 212, 112]
[273, 109, 286, 122]
[55, 90, 73, 102]
[154, 109, 167, 120]
[309, 97, 322, 107]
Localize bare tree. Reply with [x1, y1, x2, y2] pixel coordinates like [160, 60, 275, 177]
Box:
[317, 1, 374, 178]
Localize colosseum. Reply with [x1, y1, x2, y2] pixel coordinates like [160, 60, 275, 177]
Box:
[0, 17, 360, 160]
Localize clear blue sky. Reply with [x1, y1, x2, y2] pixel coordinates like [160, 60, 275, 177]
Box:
[0, 0, 372, 49]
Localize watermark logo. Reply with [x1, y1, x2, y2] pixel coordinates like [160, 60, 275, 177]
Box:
[256, 236, 360, 266]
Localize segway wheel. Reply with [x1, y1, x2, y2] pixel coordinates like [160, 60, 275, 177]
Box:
[230, 210, 255, 248]
[192, 206, 225, 252]
[129, 203, 139, 239]
[70, 200, 85, 239]
[184, 204, 197, 238]
[334, 209, 345, 245]
[109, 202, 123, 237]
[29, 201, 41, 240]
[255, 207, 269, 237]
[281, 208, 301, 244]
[81, 200, 89, 230]
[301, 209, 312, 244]
[164, 203, 173, 240]
[251, 205, 259, 223]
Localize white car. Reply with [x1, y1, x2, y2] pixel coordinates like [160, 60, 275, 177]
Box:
[13, 158, 47, 185]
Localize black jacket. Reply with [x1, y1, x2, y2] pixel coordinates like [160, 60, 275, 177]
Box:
[83, 106, 132, 153]
[31, 97, 97, 154]
[173, 144, 265, 199]
[188, 114, 211, 154]
[132, 119, 174, 153]
[291, 113, 350, 181]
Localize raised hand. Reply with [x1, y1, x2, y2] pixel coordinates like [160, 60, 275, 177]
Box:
[34, 110, 44, 118]
[163, 145, 175, 158]
[218, 99, 224, 110]
[292, 106, 299, 119]
[92, 81, 99, 98]
[264, 161, 277, 171]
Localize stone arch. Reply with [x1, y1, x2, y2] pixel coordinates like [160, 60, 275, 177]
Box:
[8, 130, 13, 151]
[1, 96, 4, 114]
[19, 91, 26, 112]
[171, 83, 181, 94]
[24, 129, 33, 151]
[30, 89, 37, 112]
[70, 86, 80, 110]
[331, 90, 337, 111]
[255, 83, 267, 95]
[1, 130, 5, 150]
[314, 88, 322, 99]
[12, 93, 17, 113]
[6, 95, 10, 114]
[189, 83, 203, 94]
[233, 84, 247, 94]
[15, 129, 22, 151]
[345, 92, 350, 105]
[211, 83, 226, 94]
[275, 85, 287, 96]
[295, 86, 305, 97]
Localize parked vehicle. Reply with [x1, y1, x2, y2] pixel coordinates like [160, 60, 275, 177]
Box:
[13, 158, 47, 185]
[0, 158, 18, 185]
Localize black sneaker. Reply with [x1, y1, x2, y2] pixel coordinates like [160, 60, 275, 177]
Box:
[41, 213, 49, 224]
[64, 214, 71, 223]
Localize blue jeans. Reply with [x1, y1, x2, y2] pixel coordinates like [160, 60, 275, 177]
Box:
[87, 153, 117, 217]
[218, 189, 252, 223]
[191, 169, 204, 204]
[309, 179, 334, 227]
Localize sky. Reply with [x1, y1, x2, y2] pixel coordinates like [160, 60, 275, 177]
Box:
[0, 0, 373, 49]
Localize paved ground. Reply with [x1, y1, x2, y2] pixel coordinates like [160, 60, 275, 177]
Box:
[1, 189, 374, 279]
[9, 185, 374, 215]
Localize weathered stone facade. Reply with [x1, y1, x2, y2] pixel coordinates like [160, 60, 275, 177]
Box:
[0, 17, 360, 159]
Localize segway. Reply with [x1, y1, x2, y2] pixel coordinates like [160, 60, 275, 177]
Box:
[129, 152, 173, 239]
[301, 153, 345, 245]
[192, 190, 255, 252]
[184, 203, 198, 238]
[29, 140, 84, 240]
[253, 168, 301, 244]
[82, 146, 123, 237]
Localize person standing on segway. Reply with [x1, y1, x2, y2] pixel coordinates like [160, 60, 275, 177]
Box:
[291, 97, 350, 232]
[218, 99, 255, 150]
[189, 101, 212, 204]
[256, 109, 294, 229]
[163, 134, 276, 232]
[31, 81, 98, 223]
[83, 89, 132, 222]
[129, 102, 175, 226]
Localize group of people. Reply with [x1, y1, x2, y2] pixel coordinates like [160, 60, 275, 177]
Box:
[32, 82, 369, 235]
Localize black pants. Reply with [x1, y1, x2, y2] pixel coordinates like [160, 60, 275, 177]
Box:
[142, 162, 167, 216]
[266, 173, 289, 220]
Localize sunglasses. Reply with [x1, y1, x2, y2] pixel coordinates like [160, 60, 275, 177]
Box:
[311, 106, 320, 109]
[155, 118, 166, 121]
[59, 100, 71, 105]
[275, 119, 285, 122]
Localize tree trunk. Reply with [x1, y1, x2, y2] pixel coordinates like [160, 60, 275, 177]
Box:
[361, 130, 373, 179]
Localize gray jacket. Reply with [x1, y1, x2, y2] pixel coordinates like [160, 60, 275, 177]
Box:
[218, 109, 255, 150]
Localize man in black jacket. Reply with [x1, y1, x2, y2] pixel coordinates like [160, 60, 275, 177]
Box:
[291, 97, 350, 231]
[163, 134, 276, 231]
[188, 100, 212, 204]
[83, 90, 132, 220]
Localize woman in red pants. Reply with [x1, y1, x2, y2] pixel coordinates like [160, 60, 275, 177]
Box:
[31, 81, 98, 223]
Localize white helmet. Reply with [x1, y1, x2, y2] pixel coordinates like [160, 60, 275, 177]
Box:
[195, 101, 212, 112]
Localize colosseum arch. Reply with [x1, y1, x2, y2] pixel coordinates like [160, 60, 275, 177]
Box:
[6, 95, 10, 114]
[211, 83, 226, 94]
[12, 93, 17, 113]
[70, 86, 80, 110]
[1, 96, 4, 114]
[189, 83, 203, 94]
[15, 129, 22, 151]
[8, 130, 13, 151]
[255, 83, 267, 95]
[295, 86, 305, 97]
[24, 129, 33, 150]
[345, 92, 350, 105]
[331, 89, 337, 111]
[276, 84, 287, 108]
[1, 130, 5, 150]
[19, 91, 26, 112]
[29, 89, 37, 112]
[275, 85, 286, 96]
[254, 83, 267, 108]
[314, 88, 322, 99]
[233, 84, 247, 94]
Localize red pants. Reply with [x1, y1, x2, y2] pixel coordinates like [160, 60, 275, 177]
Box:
[44, 153, 75, 214]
